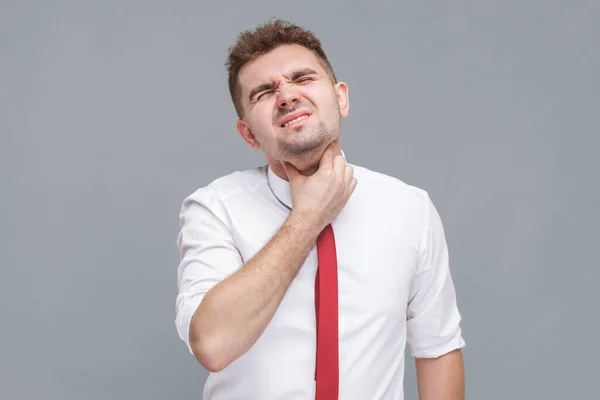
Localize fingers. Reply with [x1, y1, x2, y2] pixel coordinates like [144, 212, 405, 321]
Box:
[349, 177, 358, 195]
[344, 164, 357, 195]
[344, 164, 354, 186]
[333, 152, 345, 178]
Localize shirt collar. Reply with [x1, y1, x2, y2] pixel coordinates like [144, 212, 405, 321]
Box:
[267, 150, 347, 210]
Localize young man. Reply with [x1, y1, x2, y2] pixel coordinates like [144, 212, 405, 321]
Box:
[175, 20, 466, 400]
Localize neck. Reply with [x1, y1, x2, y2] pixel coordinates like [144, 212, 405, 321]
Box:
[268, 141, 342, 181]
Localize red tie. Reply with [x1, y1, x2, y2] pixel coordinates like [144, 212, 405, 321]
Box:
[314, 224, 339, 399]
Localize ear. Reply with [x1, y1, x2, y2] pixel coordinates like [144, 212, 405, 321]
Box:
[335, 81, 349, 118]
[236, 119, 260, 150]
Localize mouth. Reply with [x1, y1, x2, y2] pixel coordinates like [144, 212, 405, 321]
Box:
[278, 111, 312, 129]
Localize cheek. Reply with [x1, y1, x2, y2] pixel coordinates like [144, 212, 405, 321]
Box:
[306, 86, 337, 112]
[248, 105, 269, 125]
[248, 109, 276, 138]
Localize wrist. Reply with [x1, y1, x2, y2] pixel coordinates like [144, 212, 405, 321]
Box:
[286, 209, 324, 242]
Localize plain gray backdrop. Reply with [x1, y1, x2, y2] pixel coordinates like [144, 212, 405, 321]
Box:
[2, 1, 598, 399]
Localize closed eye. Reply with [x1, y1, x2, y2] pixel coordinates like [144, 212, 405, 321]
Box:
[257, 90, 274, 100]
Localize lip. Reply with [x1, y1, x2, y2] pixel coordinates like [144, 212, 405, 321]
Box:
[278, 110, 312, 128]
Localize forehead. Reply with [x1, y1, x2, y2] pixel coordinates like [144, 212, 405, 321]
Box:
[238, 44, 326, 89]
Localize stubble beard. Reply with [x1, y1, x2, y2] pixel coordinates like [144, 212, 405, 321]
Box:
[278, 120, 335, 159]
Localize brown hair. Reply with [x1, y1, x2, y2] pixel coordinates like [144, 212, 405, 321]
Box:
[226, 19, 337, 117]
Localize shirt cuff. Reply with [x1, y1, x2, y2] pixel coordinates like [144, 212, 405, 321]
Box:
[175, 294, 203, 355]
[410, 326, 466, 359]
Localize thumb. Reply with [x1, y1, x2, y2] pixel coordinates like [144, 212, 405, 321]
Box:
[281, 161, 301, 182]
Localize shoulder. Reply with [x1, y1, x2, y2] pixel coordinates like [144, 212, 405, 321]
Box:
[179, 165, 269, 213]
[351, 163, 432, 210]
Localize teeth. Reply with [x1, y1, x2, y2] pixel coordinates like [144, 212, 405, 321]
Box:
[282, 115, 308, 127]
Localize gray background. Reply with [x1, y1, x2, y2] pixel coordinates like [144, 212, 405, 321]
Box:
[1, 0, 598, 399]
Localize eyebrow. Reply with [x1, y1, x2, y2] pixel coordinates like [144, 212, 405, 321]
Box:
[289, 68, 318, 80]
[248, 82, 277, 102]
[248, 68, 318, 101]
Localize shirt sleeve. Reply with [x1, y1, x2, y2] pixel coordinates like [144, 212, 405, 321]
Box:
[406, 193, 466, 358]
[174, 187, 243, 355]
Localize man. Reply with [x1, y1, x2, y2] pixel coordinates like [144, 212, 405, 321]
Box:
[175, 19, 466, 399]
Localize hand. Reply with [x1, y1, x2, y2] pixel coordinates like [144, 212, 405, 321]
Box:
[281, 142, 358, 231]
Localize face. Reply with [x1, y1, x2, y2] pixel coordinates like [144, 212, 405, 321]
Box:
[236, 44, 349, 165]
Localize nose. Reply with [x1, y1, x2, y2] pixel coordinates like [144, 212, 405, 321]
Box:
[277, 86, 300, 109]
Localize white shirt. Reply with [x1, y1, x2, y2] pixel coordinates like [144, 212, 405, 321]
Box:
[175, 156, 466, 400]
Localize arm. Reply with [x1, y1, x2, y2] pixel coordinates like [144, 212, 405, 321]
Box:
[406, 193, 466, 396]
[175, 144, 356, 372]
[189, 210, 321, 372]
[416, 349, 465, 400]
